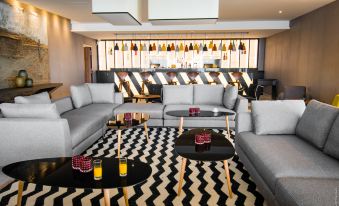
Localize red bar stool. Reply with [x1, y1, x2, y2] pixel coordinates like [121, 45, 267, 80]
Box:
[140, 71, 151, 95]
[208, 71, 220, 85]
[166, 72, 177, 85]
[117, 72, 131, 97]
[187, 71, 199, 84]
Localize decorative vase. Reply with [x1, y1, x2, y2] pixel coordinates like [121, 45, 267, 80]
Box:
[18, 70, 28, 79]
[25, 78, 33, 87]
[15, 77, 26, 88]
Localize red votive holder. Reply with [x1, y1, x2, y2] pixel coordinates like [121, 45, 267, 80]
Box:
[124, 113, 132, 121]
[195, 134, 205, 145]
[72, 155, 84, 170]
[189, 108, 195, 114]
[194, 108, 201, 114]
[79, 156, 93, 173]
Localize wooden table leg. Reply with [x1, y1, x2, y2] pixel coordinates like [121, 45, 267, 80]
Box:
[144, 122, 149, 143]
[103, 189, 111, 206]
[17, 180, 24, 206]
[117, 130, 122, 158]
[226, 116, 231, 140]
[177, 158, 187, 196]
[122, 187, 129, 206]
[223, 160, 233, 198]
[178, 117, 184, 136]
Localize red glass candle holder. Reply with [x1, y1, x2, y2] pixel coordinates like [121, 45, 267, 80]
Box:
[195, 134, 205, 145]
[189, 108, 195, 114]
[195, 108, 201, 114]
[124, 113, 132, 121]
[79, 157, 93, 173]
[72, 155, 84, 170]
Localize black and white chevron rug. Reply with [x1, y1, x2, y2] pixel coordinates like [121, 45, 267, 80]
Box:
[0, 128, 265, 206]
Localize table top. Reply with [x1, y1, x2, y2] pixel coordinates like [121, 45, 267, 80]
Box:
[175, 129, 235, 161]
[107, 112, 149, 129]
[2, 157, 152, 189]
[133, 94, 161, 99]
[166, 110, 235, 118]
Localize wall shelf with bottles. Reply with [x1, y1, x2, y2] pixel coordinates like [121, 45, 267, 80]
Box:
[98, 39, 259, 70]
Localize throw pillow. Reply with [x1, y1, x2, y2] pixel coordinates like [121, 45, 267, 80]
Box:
[223, 85, 238, 109]
[162, 85, 193, 105]
[296, 100, 339, 149]
[323, 114, 339, 160]
[0, 103, 60, 119]
[193, 84, 224, 105]
[70, 84, 92, 108]
[87, 83, 114, 104]
[14, 92, 51, 104]
[252, 100, 306, 135]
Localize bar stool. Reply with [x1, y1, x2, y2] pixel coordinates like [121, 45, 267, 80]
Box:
[187, 71, 199, 84]
[140, 71, 151, 95]
[166, 71, 177, 85]
[117, 72, 131, 97]
[229, 72, 244, 94]
[208, 71, 220, 85]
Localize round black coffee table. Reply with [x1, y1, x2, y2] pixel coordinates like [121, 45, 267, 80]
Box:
[2, 157, 152, 206]
[166, 110, 235, 137]
[175, 128, 235, 198]
[107, 112, 150, 157]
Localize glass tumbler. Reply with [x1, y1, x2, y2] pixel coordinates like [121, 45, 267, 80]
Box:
[119, 157, 128, 177]
[93, 159, 102, 180]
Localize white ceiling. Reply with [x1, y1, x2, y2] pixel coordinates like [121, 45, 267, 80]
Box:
[21, 0, 335, 39]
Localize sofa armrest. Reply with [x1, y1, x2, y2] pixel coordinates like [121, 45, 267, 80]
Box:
[0, 118, 72, 167]
[235, 112, 253, 134]
[234, 95, 249, 113]
[114, 92, 124, 104]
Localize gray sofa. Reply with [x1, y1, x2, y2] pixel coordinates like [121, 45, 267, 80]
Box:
[0, 85, 123, 185]
[235, 100, 339, 206]
[114, 84, 248, 128]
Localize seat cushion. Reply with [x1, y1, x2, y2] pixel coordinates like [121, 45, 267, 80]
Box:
[163, 85, 193, 105]
[235, 132, 339, 192]
[323, 114, 339, 160]
[223, 85, 238, 109]
[14, 92, 51, 104]
[193, 84, 224, 105]
[296, 100, 339, 149]
[276, 177, 339, 206]
[87, 83, 114, 104]
[252, 100, 305, 135]
[70, 84, 92, 108]
[164, 105, 235, 121]
[113, 103, 164, 119]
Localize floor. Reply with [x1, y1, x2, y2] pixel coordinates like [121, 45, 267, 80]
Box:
[0, 128, 265, 206]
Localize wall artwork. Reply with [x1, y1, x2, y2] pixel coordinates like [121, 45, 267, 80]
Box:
[0, 1, 49, 88]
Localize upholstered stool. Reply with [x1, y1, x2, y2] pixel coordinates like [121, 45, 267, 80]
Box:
[166, 72, 177, 85]
[117, 72, 131, 97]
[208, 71, 220, 84]
[187, 71, 199, 84]
[140, 71, 151, 95]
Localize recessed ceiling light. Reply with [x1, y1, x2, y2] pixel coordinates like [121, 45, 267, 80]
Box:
[278, 10, 283, 14]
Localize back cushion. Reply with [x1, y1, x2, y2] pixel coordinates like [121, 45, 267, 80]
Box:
[193, 84, 224, 105]
[14, 92, 51, 104]
[70, 84, 92, 108]
[53, 97, 74, 115]
[296, 100, 339, 149]
[323, 115, 339, 159]
[252, 100, 305, 135]
[87, 83, 114, 104]
[163, 85, 193, 105]
[0, 103, 60, 119]
[223, 85, 238, 109]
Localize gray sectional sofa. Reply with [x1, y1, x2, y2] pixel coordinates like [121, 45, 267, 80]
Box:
[235, 100, 339, 206]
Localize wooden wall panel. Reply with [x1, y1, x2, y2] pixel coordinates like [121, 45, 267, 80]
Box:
[265, 1, 339, 104]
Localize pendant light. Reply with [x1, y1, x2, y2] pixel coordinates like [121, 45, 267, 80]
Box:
[143, 43, 147, 51]
[228, 41, 233, 51]
[140, 43, 143, 51]
[199, 43, 203, 51]
[152, 43, 156, 51]
[149, 43, 153, 51]
[203, 44, 208, 51]
[232, 41, 236, 52]
[222, 43, 227, 51]
[212, 44, 217, 51]
[167, 44, 171, 51]
[114, 43, 119, 51]
[133, 43, 138, 55]
[208, 40, 213, 49]
[121, 43, 125, 51]
[158, 44, 161, 52]
[184, 44, 189, 52]
[193, 43, 199, 51]
[218, 42, 222, 51]
[189, 43, 194, 51]
[238, 41, 243, 50]
[131, 43, 134, 51]
[171, 43, 175, 51]
[175, 44, 179, 52]
[161, 44, 166, 51]
[179, 43, 184, 51]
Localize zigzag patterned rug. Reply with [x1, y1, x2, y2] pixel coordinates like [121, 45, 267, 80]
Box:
[0, 128, 265, 206]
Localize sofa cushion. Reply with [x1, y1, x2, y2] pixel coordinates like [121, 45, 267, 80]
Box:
[193, 84, 224, 105]
[87, 83, 114, 104]
[53, 97, 74, 115]
[164, 104, 235, 121]
[70, 84, 92, 108]
[0, 103, 60, 119]
[14, 92, 51, 104]
[223, 85, 238, 109]
[236, 132, 339, 192]
[113, 103, 164, 119]
[252, 100, 305, 135]
[323, 114, 339, 159]
[276, 177, 339, 206]
[163, 85, 193, 105]
[296, 100, 339, 149]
